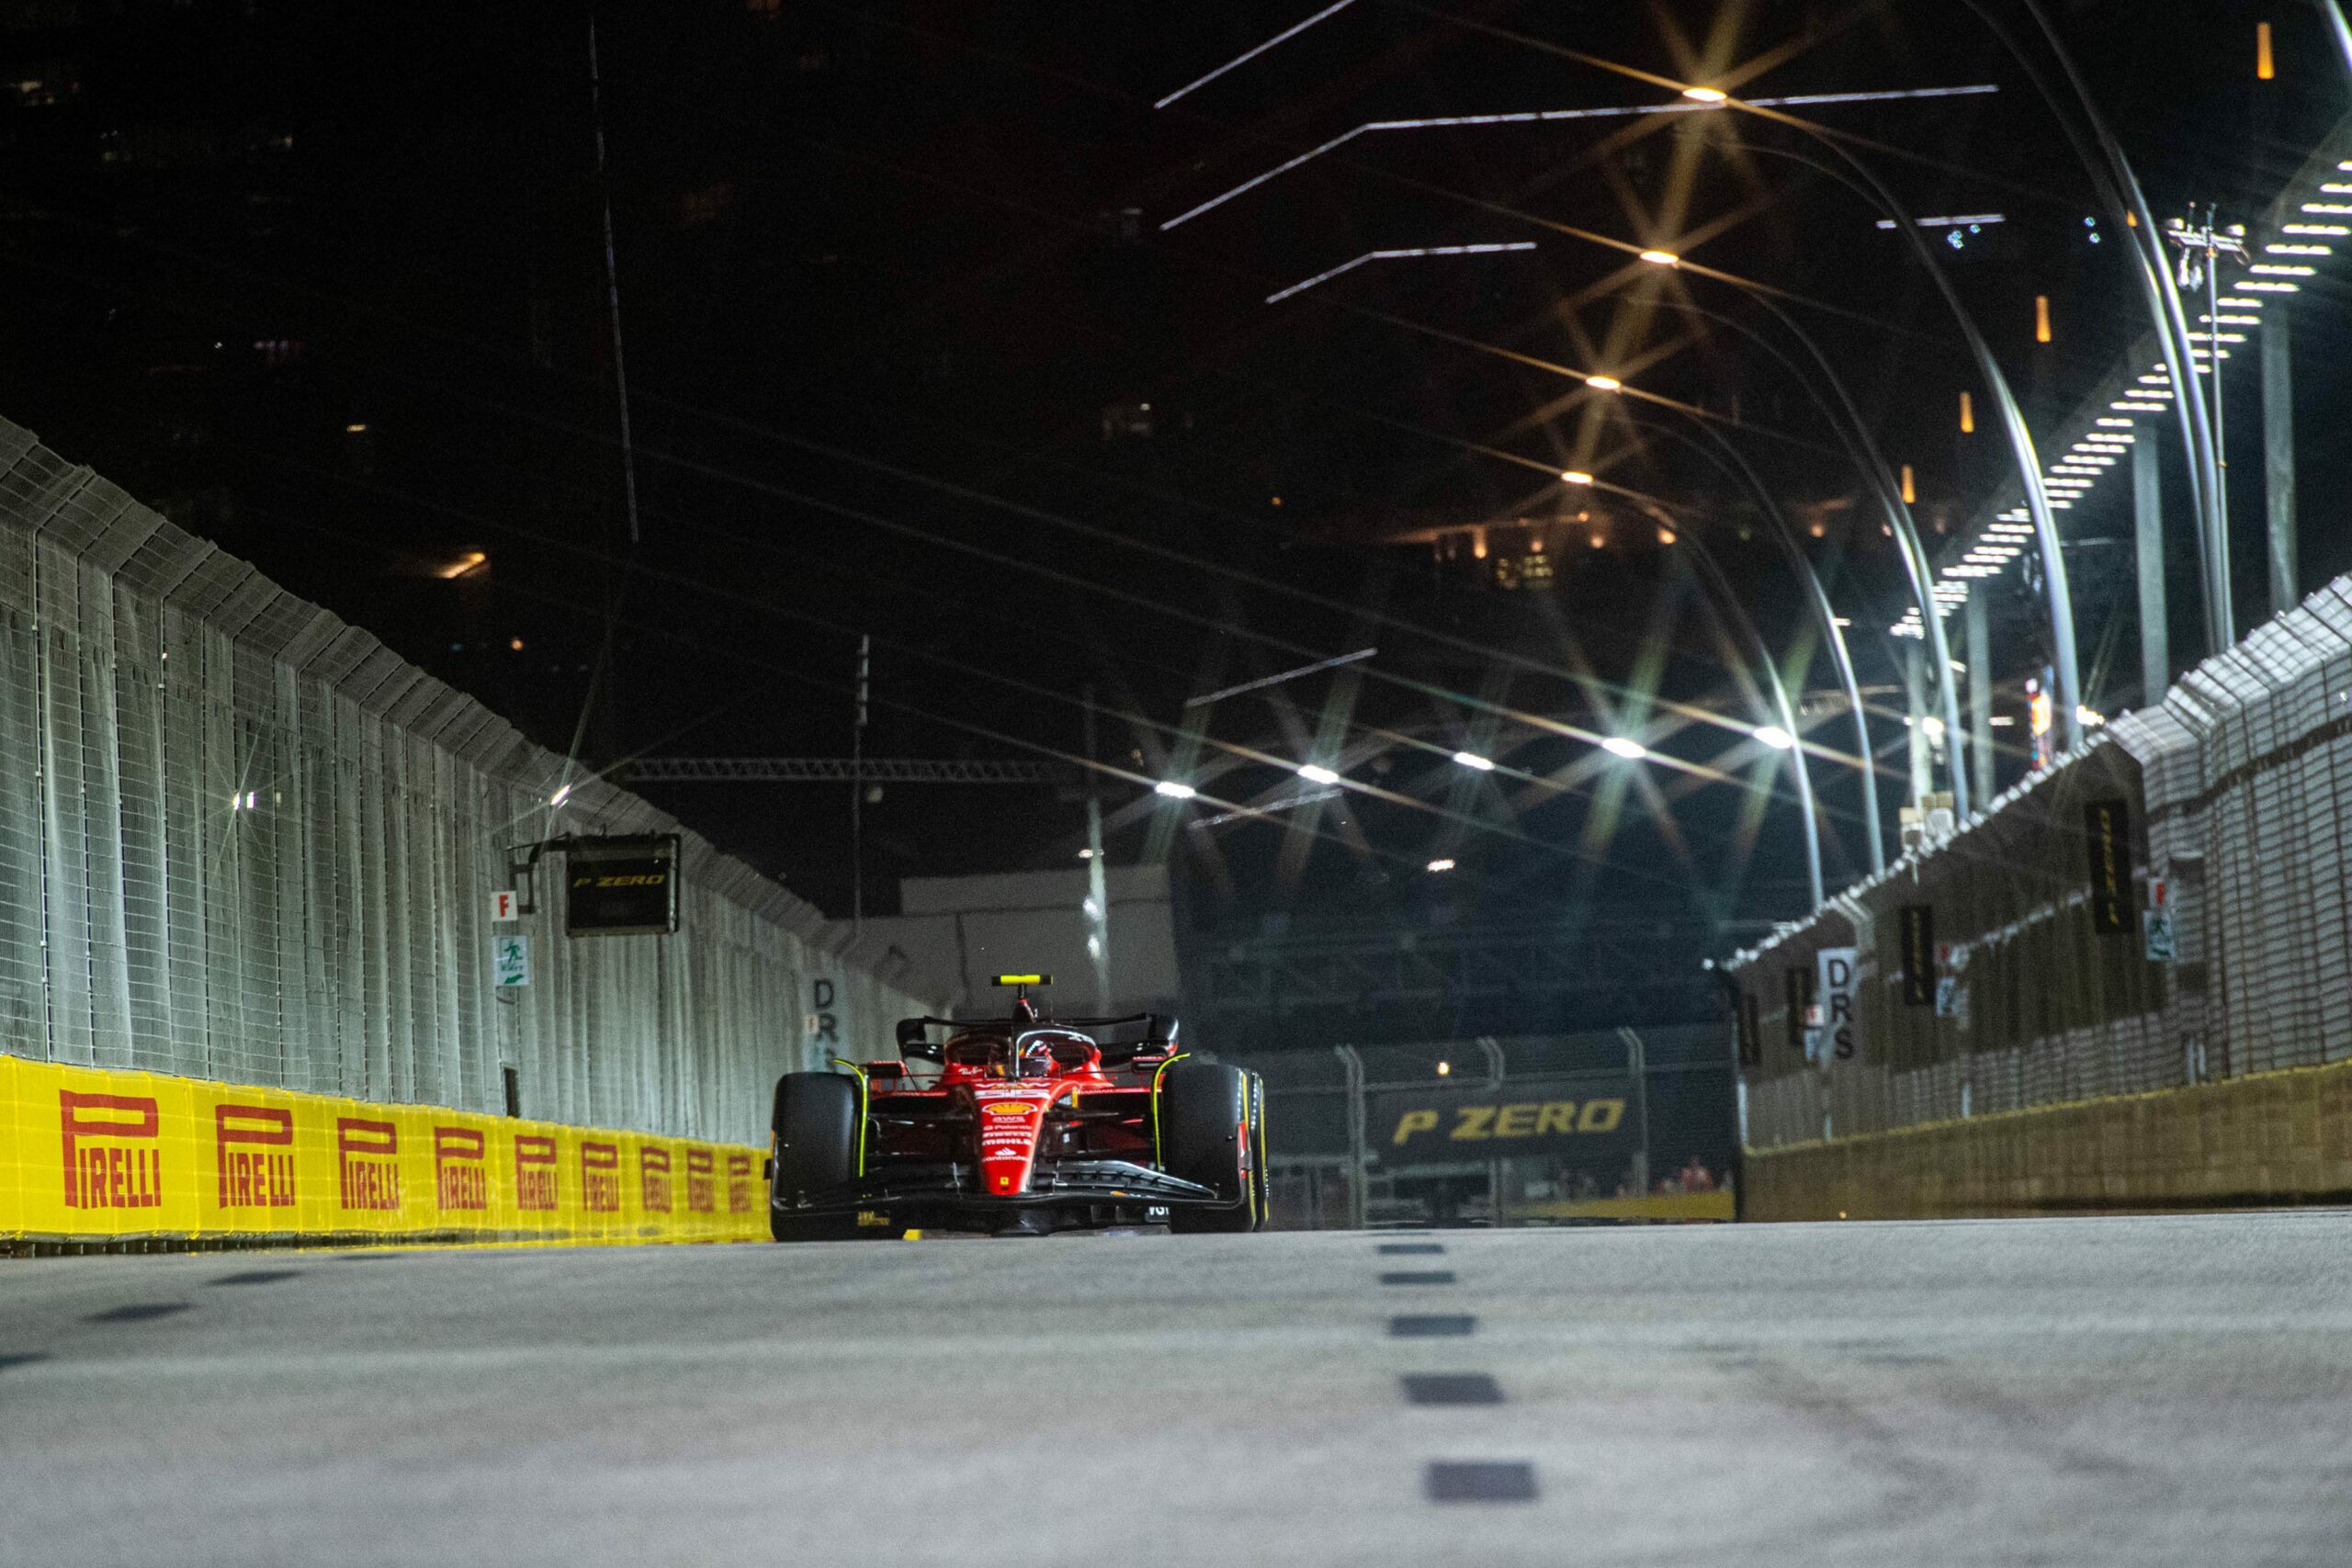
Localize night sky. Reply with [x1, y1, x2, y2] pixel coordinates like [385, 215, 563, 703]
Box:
[3, 1, 2345, 990]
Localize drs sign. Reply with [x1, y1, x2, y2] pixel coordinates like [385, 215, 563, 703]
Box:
[1807, 946, 1861, 1065]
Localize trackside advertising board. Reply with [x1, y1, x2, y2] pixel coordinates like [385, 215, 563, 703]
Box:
[1371, 1077, 1636, 1164]
[0, 1054, 763, 1246]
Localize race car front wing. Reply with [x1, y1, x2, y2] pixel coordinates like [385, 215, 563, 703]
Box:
[776, 1157, 1227, 1216]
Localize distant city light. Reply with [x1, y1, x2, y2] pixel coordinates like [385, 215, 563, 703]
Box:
[549, 784, 572, 807]
[1602, 737, 1646, 761]
[1435, 1059, 1453, 1076]
[1585, 375, 1623, 391]
[1753, 725, 1794, 750]
[1638, 249, 1679, 265]
[1154, 780, 1196, 799]
[1451, 751, 1495, 771]
[1296, 763, 1341, 785]
[345, 422, 368, 434]
[1681, 86, 1728, 104]
[1427, 858, 1456, 873]
[1561, 470, 1594, 485]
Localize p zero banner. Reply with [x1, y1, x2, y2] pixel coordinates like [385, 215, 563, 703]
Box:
[0, 1054, 764, 1247]
[1372, 1077, 1636, 1164]
[2084, 797, 2134, 934]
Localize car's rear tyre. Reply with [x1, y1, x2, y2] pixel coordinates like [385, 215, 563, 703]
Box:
[1247, 1071, 1271, 1226]
[1160, 1062, 1259, 1234]
[769, 1071, 860, 1243]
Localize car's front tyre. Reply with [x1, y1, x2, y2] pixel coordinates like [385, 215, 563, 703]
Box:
[1159, 1062, 1260, 1235]
[769, 1071, 861, 1243]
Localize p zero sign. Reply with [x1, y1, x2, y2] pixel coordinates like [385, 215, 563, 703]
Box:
[565, 834, 681, 937]
[1372, 1078, 1636, 1163]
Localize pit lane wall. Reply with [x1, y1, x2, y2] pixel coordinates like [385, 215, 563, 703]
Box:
[1729, 578, 2352, 1220]
[4, 1053, 766, 1245]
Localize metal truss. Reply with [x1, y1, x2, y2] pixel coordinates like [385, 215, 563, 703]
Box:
[617, 757, 1071, 784]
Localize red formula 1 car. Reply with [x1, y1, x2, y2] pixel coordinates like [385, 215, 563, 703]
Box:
[767, 976, 1267, 1239]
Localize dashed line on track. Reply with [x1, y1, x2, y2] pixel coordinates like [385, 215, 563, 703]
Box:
[1389, 1314, 1476, 1337]
[1401, 1372, 1502, 1405]
[83, 1303, 189, 1324]
[1378, 1269, 1456, 1286]
[1377, 1242, 1445, 1256]
[1425, 1461, 1538, 1503]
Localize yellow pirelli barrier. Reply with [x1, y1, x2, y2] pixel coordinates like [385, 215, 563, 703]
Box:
[0, 1054, 767, 1247]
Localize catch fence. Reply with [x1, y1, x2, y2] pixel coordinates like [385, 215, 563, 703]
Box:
[1732, 575, 2352, 1153]
[0, 416, 930, 1149]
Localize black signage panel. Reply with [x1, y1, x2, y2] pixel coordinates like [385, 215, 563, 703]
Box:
[1899, 904, 1937, 1007]
[1370, 1077, 1638, 1165]
[1736, 990, 1762, 1068]
[1783, 965, 1812, 1055]
[2083, 798, 2132, 934]
[565, 835, 681, 937]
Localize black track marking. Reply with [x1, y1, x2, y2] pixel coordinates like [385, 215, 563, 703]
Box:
[1426, 1461, 1537, 1503]
[1378, 1242, 1445, 1256]
[84, 1303, 188, 1324]
[0, 1353, 48, 1372]
[1390, 1314, 1477, 1337]
[1380, 1270, 1456, 1286]
[208, 1270, 302, 1286]
[1402, 1373, 1502, 1405]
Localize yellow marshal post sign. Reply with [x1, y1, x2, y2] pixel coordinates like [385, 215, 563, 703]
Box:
[1371, 1077, 1636, 1162]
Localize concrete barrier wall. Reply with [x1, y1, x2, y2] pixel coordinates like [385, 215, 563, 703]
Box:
[1746, 1058, 2352, 1221]
[0, 417, 935, 1168]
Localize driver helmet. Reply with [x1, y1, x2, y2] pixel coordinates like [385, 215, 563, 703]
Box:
[1018, 1038, 1057, 1078]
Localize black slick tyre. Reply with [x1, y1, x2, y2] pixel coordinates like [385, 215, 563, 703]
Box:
[1159, 1061, 1257, 1235]
[769, 1071, 861, 1243]
[1246, 1071, 1271, 1227]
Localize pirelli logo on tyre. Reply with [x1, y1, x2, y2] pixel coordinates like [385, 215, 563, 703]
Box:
[514, 1134, 560, 1212]
[61, 1091, 163, 1210]
[581, 1141, 621, 1213]
[434, 1126, 489, 1213]
[639, 1145, 673, 1213]
[684, 1147, 716, 1213]
[215, 1103, 295, 1209]
[337, 1118, 401, 1212]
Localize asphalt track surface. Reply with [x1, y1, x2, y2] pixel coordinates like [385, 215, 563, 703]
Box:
[2, 1213, 2348, 1567]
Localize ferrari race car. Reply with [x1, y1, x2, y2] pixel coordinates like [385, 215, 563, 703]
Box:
[767, 976, 1267, 1239]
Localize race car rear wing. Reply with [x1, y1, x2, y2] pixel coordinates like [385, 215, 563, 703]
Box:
[893, 1011, 1180, 1064]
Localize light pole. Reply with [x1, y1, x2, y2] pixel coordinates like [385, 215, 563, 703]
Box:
[1732, 135, 2082, 761]
[1681, 282, 1974, 819]
[1608, 488, 1826, 909]
[2164, 209, 2254, 570]
[1631, 411, 1885, 874]
[1962, 0, 2233, 653]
